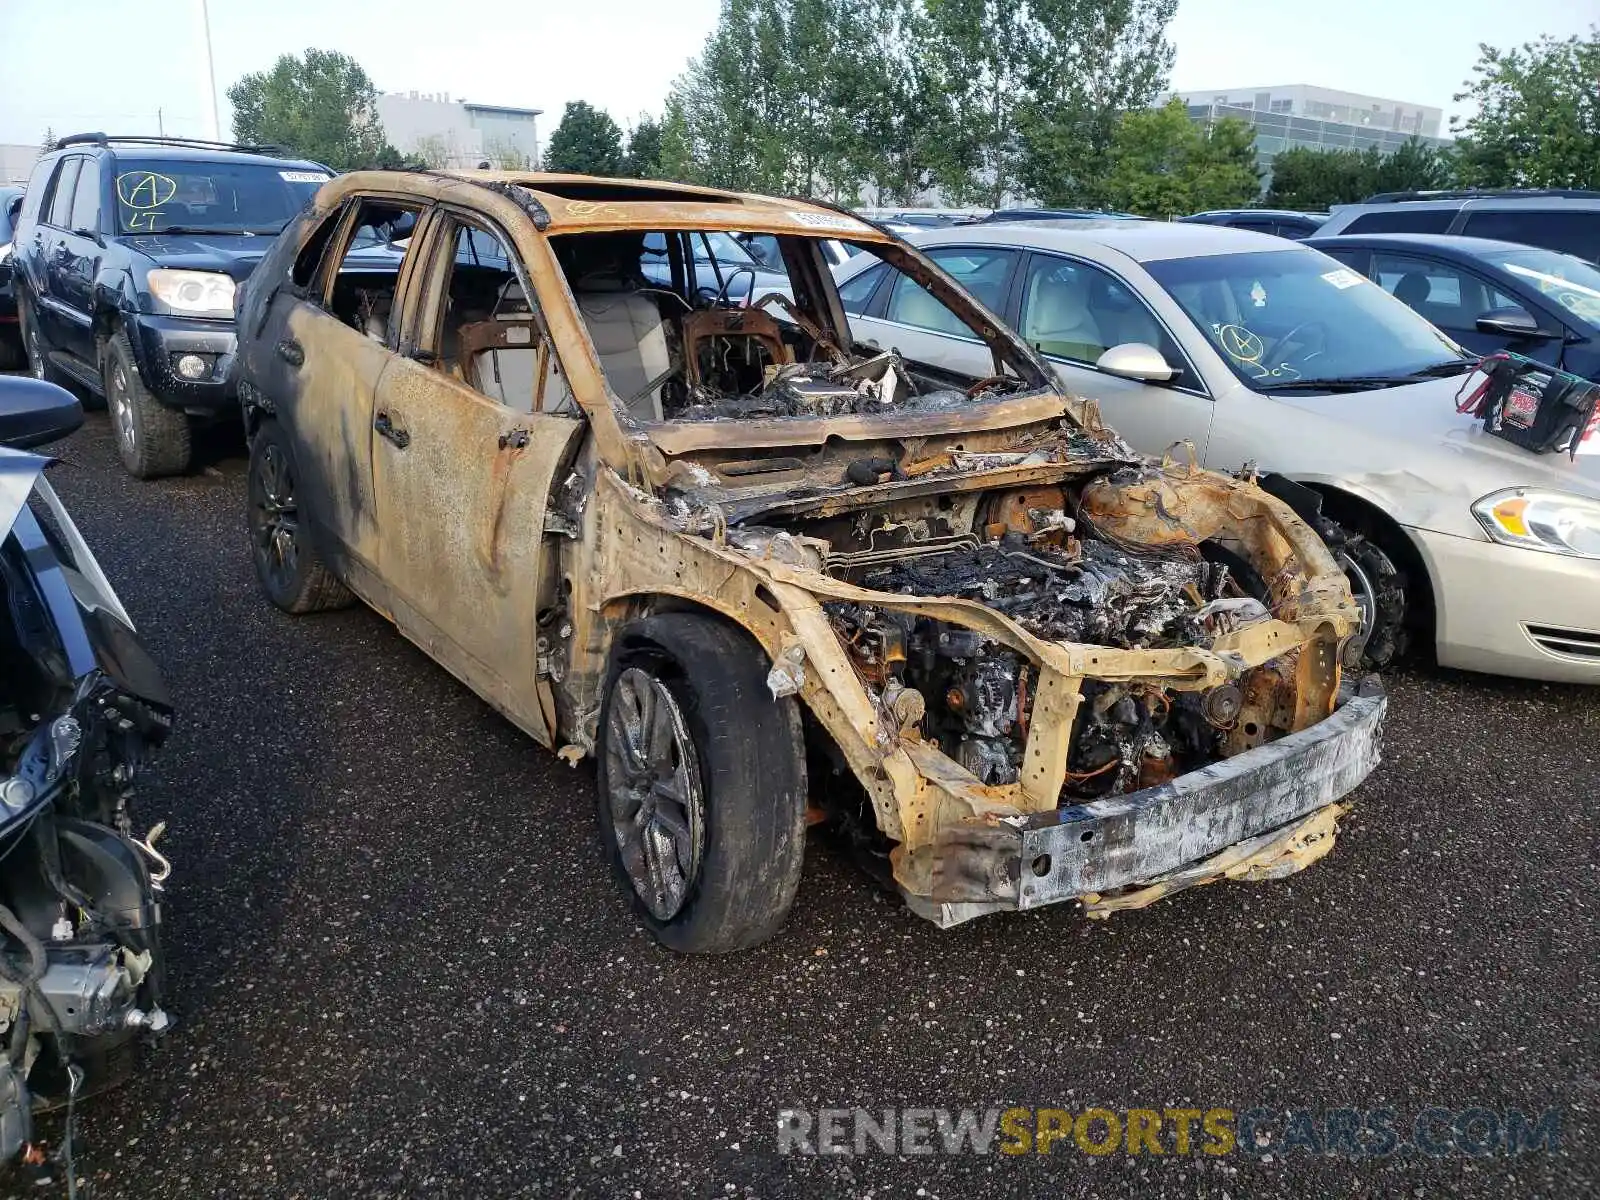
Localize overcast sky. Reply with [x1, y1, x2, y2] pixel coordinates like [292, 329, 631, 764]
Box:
[0, 0, 1593, 147]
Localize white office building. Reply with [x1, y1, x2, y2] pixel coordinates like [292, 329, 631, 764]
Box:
[375, 92, 543, 169]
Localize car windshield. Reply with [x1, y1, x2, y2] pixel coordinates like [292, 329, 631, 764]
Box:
[113, 159, 330, 235]
[1493, 249, 1600, 330]
[1145, 248, 1468, 391]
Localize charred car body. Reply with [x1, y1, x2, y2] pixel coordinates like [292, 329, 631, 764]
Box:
[234, 171, 1384, 950]
[0, 377, 173, 1165]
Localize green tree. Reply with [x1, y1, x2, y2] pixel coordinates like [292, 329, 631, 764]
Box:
[410, 134, 450, 169]
[543, 101, 625, 174]
[1366, 136, 1453, 196]
[622, 115, 665, 177]
[483, 136, 532, 169]
[1100, 101, 1258, 217]
[1451, 31, 1600, 189]
[1014, 0, 1178, 207]
[227, 49, 399, 170]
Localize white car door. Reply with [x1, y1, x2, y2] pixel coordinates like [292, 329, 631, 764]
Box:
[1015, 251, 1217, 459]
[842, 245, 1021, 379]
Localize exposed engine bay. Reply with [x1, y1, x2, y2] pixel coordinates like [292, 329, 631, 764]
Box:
[726, 474, 1291, 804]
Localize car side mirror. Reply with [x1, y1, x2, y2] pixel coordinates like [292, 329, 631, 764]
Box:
[0, 377, 84, 450]
[5, 196, 21, 224]
[1096, 342, 1175, 382]
[1475, 306, 1550, 339]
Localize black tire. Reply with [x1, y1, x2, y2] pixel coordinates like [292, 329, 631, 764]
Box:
[103, 329, 191, 478]
[16, 291, 63, 384]
[246, 419, 354, 614]
[596, 614, 807, 953]
[1331, 525, 1409, 671]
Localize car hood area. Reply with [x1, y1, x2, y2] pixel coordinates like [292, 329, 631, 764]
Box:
[121, 232, 274, 282]
[1255, 373, 1600, 536]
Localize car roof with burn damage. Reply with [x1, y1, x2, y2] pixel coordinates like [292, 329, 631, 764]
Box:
[420, 170, 893, 240]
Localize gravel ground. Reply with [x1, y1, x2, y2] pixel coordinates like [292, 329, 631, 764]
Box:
[12, 412, 1597, 1198]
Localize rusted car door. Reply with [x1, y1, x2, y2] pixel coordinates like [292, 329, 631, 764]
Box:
[257, 195, 434, 593]
[368, 208, 584, 746]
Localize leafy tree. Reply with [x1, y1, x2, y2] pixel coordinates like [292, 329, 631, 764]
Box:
[543, 101, 625, 174]
[622, 115, 664, 177]
[661, 0, 1180, 205]
[410, 134, 450, 169]
[228, 49, 399, 170]
[1366, 136, 1453, 196]
[1451, 31, 1600, 189]
[483, 136, 532, 169]
[1264, 146, 1372, 209]
[1100, 100, 1258, 217]
[1015, 0, 1178, 207]
[1264, 137, 1454, 209]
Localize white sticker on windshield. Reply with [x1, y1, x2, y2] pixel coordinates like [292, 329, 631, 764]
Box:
[279, 170, 331, 184]
[1322, 268, 1364, 290]
[789, 210, 869, 233]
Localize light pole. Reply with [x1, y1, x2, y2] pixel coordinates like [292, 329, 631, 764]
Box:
[195, 0, 221, 141]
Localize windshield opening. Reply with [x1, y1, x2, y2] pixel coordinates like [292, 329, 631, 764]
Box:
[549, 229, 1048, 423]
[114, 159, 329, 236]
[1145, 248, 1468, 391]
[1495, 249, 1600, 330]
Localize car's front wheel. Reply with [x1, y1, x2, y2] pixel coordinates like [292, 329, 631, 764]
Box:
[103, 330, 191, 478]
[247, 419, 353, 614]
[597, 614, 807, 953]
[1334, 528, 1409, 671]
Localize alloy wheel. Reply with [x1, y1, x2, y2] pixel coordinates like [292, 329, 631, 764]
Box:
[23, 311, 45, 380]
[1338, 549, 1376, 669]
[249, 442, 301, 593]
[107, 360, 137, 452]
[603, 667, 705, 921]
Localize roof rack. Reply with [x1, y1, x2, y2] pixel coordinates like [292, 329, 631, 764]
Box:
[1363, 187, 1600, 203]
[54, 132, 289, 156]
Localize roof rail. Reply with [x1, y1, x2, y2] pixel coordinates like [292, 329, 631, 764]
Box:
[1363, 187, 1600, 203]
[54, 133, 289, 156]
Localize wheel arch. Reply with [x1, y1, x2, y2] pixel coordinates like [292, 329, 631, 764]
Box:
[1299, 481, 1438, 648]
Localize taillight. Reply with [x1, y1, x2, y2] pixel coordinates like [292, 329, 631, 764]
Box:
[1584, 406, 1600, 446]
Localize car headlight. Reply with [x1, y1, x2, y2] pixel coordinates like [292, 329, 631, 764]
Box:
[147, 268, 235, 318]
[1472, 488, 1600, 560]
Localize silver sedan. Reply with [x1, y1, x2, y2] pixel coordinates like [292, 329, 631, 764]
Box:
[836, 221, 1600, 683]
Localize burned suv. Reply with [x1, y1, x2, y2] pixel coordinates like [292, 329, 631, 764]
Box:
[234, 171, 1384, 950]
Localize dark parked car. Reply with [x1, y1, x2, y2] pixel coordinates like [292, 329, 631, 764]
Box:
[1315, 190, 1600, 263]
[1178, 209, 1328, 239]
[0, 186, 23, 369]
[1308, 232, 1600, 383]
[11, 134, 331, 477]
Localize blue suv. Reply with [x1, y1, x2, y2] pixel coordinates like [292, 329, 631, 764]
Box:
[11, 135, 331, 477]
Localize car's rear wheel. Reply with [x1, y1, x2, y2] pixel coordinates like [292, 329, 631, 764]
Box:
[597, 614, 806, 953]
[17, 293, 59, 383]
[247, 419, 353, 614]
[103, 330, 191, 478]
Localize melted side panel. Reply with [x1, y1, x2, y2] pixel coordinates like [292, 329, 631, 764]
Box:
[370, 355, 584, 745]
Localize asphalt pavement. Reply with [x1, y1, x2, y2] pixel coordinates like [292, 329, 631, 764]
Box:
[16, 412, 1598, 1198]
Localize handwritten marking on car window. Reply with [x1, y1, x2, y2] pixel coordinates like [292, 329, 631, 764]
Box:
[117, 172, 178, 210]
[1321, 268, 1364, 290]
